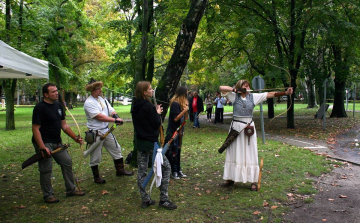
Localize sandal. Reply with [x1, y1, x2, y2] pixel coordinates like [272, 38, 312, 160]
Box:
[250, 183, 258, 191]
[220, 180, 234, 187]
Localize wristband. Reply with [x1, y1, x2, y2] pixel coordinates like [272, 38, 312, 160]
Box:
[274, 91, 287, 97]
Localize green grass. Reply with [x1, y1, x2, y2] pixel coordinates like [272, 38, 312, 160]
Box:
[0, 105, 341, 222]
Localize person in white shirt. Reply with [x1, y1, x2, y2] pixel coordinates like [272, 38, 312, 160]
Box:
[213, 92, 226, 124]
[84, 78, 133, 184]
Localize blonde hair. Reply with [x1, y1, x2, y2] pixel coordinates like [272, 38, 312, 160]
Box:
[235, 80, 250, 90]
[170, 86, 188, 109]
[135, 81, 151, 101]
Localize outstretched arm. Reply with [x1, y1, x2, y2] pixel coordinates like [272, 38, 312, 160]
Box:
[219, 86, 233, 94]
[266, 87, 293, 99]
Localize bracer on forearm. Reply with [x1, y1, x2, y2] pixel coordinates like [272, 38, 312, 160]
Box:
[274, 91, 287, 97]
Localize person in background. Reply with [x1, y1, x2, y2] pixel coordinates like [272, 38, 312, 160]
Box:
[213, 91, 226, 124]
[84, 78, 133, 185]
[165, 86, 189, 180]
[219, 80, 293, 190]
[131, 81, 177, 210]
[32, 83, 85, 203]
[205, 94, 213, 122]
[187, 91, 194, 122]
[189, 91, 204, 128]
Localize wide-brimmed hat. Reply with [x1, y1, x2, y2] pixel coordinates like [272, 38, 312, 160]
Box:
[85, 78, 103, 91]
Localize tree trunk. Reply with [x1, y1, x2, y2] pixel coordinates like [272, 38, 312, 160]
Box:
[305, 76, 317, 108]
[330, 45, 348, 118]
[3, 79, 17, 130]
[157, 0, 208, 117]
[134, 0, 149, 85]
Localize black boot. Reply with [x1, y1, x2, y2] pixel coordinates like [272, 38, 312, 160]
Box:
[114, 158, 134, 176]
[91, 165, 106, 184]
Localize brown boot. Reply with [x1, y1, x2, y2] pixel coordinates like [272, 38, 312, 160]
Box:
[91, 165, 106, 184]
[114, 158, 134, 176]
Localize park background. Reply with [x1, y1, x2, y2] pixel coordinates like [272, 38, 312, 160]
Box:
[1, 0, 360, 222]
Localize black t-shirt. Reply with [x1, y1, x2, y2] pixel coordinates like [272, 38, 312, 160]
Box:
[166, 102, 182, 135]
[32, 100, 65, 144]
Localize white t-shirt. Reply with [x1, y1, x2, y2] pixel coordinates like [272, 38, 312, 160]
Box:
[84, 95, 115, 134]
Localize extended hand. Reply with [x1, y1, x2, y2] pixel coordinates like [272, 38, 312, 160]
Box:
[286, 87, 293, 95]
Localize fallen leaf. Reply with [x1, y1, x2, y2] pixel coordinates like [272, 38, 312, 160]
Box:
[271, 206, 278, 209]
[102, 190, 109, 195]
[206, 190, 211, 194]
[340, 176, 348, 179]
[328, 198, 334, 201]
[339, 195, 347, 198]
[263, 201, 269, 207]
[198, 193, 202, 196]
[253, 210, 260, 215]
[322, 219, 327, 222]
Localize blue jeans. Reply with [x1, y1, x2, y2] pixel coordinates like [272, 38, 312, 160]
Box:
[194, 112, 200, 127]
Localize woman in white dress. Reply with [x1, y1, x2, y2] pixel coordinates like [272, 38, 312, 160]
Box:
[219, 80, 293, 190]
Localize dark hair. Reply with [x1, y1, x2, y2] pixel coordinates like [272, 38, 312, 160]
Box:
[42, 83, 56, 96]
[175, 86, 187, 98]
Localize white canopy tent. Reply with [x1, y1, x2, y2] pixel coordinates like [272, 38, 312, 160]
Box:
[0, 40, 49, 79]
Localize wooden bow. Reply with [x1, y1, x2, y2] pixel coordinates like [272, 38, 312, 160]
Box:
[153, 87, 165, 147]
[266, 59, 293, 124]
[64, 105, 83, 192]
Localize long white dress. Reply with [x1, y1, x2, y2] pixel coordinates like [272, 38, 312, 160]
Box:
[223, 92, 268, 183]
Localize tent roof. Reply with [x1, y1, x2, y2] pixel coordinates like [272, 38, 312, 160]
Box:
[0, 40, 49, 79]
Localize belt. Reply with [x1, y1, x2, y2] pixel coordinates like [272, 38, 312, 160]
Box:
[232, 119, 253, 125]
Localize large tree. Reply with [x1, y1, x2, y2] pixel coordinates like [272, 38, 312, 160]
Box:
[156, 0, 208, 117]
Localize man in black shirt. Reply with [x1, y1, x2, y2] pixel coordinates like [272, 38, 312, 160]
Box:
[32, 83, 85, 203]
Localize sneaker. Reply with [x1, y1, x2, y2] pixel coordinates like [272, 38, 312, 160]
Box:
[171, 172, 180, 180]
[141, 199, 155, 208]
[159, 200, 177, 210]
[45, 197, 59, 203]
[66, 190, 86, 197]
[178, 171, 187, 178]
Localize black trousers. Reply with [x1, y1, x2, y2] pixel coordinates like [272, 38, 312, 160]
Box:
[214, 107, 224, 123]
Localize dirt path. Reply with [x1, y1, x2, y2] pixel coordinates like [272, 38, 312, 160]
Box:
[283, 163, 360, 223]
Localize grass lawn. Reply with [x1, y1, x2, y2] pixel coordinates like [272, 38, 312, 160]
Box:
[0, 103, 352, 222]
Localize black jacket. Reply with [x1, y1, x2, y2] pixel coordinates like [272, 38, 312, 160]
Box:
[131, 98, 161, 142]
[189, 96, 204, 114]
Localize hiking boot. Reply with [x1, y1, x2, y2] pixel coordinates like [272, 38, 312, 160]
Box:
[66, 190, 86, 197]
[141, 199, 155, 208]
[171, 172, 180, 180]
[159, 200, 177, 210]
[178, 171, 187, 178]
[45, 197, 59, 203]
[114, 158, 134, 176]
[91, 165, 106, 184]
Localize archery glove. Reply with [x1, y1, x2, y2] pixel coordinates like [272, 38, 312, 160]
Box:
[112, 113, 120, 119]
[114, 118, 123, 125]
